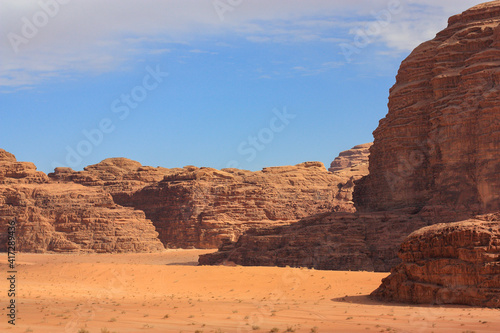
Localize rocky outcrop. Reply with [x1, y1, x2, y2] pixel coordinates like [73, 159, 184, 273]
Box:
[6, 149, 367, 250]
[354, 1, 500, 216]
[1, 149, 49, 184]
[0, 149, 164, 253]
[371, 213, 500, 307]
[199, 209, 430, 271]
[48, 158, 181, 200]
[126, 162, 361, 248]
[200, 2, 500, 272]
[329, 143, 372, 173]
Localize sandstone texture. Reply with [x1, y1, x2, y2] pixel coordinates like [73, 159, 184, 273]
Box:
[199, 210, 429, 272]
[124, 162, 360, 248]
[329, 143, 371, 174]
[48, 158, 181, 200]
[3, 148, 366, 251]
[0, 149, 164, 253]
[200, 2, 500, 276]
[354, 2, 500, 216]
[371, 213, 500, 307]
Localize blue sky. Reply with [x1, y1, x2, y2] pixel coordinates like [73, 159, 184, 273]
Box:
[0, 0, 480, 173]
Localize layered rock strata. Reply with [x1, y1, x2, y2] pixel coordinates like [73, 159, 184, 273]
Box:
[329, 143, 372, 174]
[125, 162, 361, 248]
[354, 2, 500, 215]
[200, 2, 500, 273]
[199, 209, 430, 272]
[371, 213, 500, 307]
[0, 149, 164, 253]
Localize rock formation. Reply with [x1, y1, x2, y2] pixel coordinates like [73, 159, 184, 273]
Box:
[119, 162, 361, 248]
[199, 209, 429, 271]
[199, 2, 500, 273]
[354, 1, 500, 216]
[329, 143, 371, 174]
[0, 149, 164, 253]
[371, 213, 500, 307]
[1, 149, 49, 184]
[48, 157, 181, 200]
[4, 149, 366, 250]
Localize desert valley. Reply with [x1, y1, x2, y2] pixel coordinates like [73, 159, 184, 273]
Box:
[1, 1, 500, 333]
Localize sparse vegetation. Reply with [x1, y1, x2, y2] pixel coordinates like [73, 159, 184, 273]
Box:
[108, 317, 117, 322]
[163, 314, 169, 319]
[310, 327, 318, 333]
[270, 328, 280, 333]
[78, 329, 89, 333]
[252, 326, 260, 330]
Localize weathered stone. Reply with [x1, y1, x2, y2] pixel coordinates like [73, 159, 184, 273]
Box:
[0, 150, 164, 253]
[371, 213, 500, 307]
[126, 162, 359, 248]
[354, 2, 500, 216]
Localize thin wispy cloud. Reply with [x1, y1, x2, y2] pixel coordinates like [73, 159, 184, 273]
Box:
[0, 0, 480, 91]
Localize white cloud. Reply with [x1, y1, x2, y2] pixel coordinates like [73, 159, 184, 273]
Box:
[0, 0, 483, 90]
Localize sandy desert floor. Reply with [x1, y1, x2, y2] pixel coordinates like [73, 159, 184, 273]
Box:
[1, 250, 499, 333]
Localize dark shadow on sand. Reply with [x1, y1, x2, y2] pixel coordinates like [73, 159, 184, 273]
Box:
[331, 295, 475, 309]
[165, 261, 199, 266]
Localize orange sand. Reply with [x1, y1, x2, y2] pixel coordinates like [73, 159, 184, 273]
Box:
[1, 250, 499, 333]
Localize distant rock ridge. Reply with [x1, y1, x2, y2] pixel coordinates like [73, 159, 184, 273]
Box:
[329, 143, 371, 173]
[49, 158, 367, 248]
[123, 161, 361, 248]
[1, 146, 369, 252]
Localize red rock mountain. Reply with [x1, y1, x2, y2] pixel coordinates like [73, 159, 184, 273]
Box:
[354, 1, 500, 217]
[200, 2, 500, 275]
[0, 149, 164, 253]
[49, 159, 366, 248]
[1, 145, 369, 252]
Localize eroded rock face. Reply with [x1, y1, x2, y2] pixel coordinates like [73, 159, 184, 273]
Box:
[354, 1, 500, 216]
[0, 150, 164, 253]
[199, 209, 430, 271]
[1, 149, 49, 184]
[329, 143, 372, 174]
[48, 158, 181, 200]
[371, 213, 500, 307]
[126, 162, 360, 248]
[200, 2, 500, 273]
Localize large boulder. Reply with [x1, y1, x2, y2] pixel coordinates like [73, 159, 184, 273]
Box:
[371, 213, 500, 307]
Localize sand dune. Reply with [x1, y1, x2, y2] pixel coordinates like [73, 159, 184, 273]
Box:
[1, 251, 499, 333]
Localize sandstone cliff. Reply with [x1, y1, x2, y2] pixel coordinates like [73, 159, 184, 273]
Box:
[0, 149, 164, 253]
[124, 162, 360, 248]
[371, 213, 500, 307]
[199, 209, 429, 272]
[199, 2, 500, 273]
[354, 1, 500, 216]
[24, 153, 366, 250]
